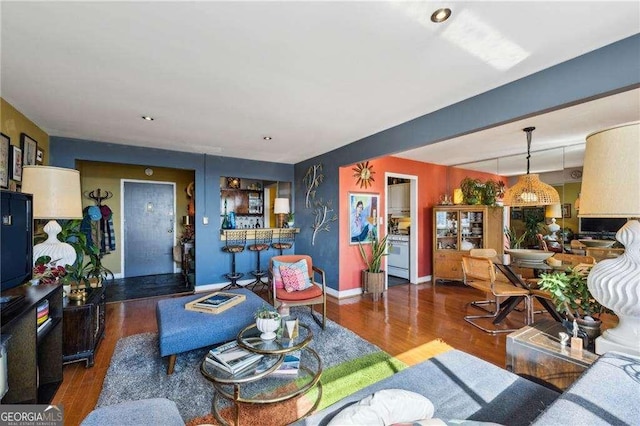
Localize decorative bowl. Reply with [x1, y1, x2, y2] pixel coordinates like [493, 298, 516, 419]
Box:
[505, 249, 554, 263]
[579, 239, 616, 248]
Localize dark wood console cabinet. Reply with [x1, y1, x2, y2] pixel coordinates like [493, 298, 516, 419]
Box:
[1, 284, 63, 404]
[63, 286, 105, 367]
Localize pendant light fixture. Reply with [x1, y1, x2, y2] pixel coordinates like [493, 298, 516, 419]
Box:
[502, 127, 560, 207]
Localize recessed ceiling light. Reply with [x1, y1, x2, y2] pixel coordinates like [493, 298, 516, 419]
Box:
[263, 136, 272, 141]
[431, 8, 451, 23]
[141, 116, 154, 121]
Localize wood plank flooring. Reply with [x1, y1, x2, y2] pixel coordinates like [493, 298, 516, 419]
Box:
[52, 281, 557, 425]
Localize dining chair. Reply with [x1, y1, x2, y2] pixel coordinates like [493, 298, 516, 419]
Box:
[462, 255, 533, 334]
[465, 248, 509, 314]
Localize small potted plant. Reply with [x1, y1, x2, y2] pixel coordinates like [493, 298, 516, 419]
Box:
[358, 233, 389, 301]
[286, 212, 295, 228]
[537, 265, 610, 341]
[254, 304, 280, 340]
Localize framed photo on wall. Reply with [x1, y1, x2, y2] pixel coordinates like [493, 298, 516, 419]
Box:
[20, 133, 38, 166]
[36, 148, 44, 164]
[9, 145, 22, 182]
[0, 133, 9, 188]
[349, 192, 379, 245]
[510, 207, 523, 221]
[562, 203, 572, 218]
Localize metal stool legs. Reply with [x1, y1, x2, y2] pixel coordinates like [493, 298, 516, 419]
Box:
[221, 230, 247, 290]
[248, 230, 273, 293]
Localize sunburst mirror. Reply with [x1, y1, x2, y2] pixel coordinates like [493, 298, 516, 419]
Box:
[352, 161, 375, 189]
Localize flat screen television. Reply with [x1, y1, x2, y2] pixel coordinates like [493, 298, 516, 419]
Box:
[579, 217, 628, 238]
[1, 191, 33, 292]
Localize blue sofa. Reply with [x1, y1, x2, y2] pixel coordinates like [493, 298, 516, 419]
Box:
[82, 349, 640, 425]
[297, 350, 640, 426]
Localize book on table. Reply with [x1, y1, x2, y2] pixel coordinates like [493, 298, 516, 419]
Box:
[255, 350, 301, 377]
[184, 291, 246, 314]
[206, 340, 263, 374]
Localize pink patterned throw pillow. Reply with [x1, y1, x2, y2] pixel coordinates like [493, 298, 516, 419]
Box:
[279, 259, 312, 292]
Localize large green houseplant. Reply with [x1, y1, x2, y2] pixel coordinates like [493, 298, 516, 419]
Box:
[358, 233, 389, 301]
[35, 219, 113, 289]
[537, 265, 609, 339]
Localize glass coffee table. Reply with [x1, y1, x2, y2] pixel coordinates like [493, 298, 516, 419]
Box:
[201, 322, 322, 426]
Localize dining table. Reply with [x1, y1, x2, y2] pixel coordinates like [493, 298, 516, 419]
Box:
[491, 257, 572, 324]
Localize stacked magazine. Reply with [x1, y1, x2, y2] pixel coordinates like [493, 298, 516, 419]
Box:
[255, 350, 301, 377]
[206, 340, 263, 374]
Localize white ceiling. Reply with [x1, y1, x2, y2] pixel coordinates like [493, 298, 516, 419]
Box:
[1, 1, 639, 169]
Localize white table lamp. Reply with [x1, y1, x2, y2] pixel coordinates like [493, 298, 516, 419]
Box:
[545, 204, 562, 240]
[274, 198, 290, 228]
[21, 166, 83, 267]
[580, 121, 640, 356]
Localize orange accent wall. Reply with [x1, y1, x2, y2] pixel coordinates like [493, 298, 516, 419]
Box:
[338, 157, 505, 292]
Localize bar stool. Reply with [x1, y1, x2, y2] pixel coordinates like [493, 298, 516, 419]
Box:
[247, 229, 273, 293]
[221, 229, 247, 290]
[271, 228, 296, 255]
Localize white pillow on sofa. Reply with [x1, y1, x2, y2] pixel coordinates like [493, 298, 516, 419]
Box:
[327, 389, 435, 425]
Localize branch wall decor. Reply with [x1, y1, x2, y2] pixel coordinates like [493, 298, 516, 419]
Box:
[303, 163, 323, 208]
[311, 199, 337, 246]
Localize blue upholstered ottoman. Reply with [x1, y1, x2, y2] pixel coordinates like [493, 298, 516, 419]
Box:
[156, 288, 266, 374]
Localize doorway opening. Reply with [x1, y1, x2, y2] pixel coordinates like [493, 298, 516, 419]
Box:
[385, 173, 418, 288]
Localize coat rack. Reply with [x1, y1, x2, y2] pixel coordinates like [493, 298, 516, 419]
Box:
[86, 188, 113, 206]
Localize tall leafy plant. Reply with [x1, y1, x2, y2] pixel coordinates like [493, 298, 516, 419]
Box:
[358, 234, 389, 273]
[35, 219, 113, 285]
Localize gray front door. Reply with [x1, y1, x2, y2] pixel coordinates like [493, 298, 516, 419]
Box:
[124, 181, 175, 277]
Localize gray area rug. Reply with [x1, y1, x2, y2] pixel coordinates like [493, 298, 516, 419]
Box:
[97, 307, 381, 422]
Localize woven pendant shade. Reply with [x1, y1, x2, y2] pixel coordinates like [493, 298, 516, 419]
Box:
[502, 127, 560, 207]
[503, 173, 560, 206]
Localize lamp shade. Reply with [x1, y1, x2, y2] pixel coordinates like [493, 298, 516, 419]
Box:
[273, 198, 290, 215]
[21, 166, 83, 219]
[545, 204, 562, 219]
[502, 174, 560, 207]
[580, 122, 640, 217]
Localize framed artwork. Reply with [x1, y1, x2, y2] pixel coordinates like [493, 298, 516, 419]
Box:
[349, 192, 379, 244]
[36, 148, 44, 164]
[510, 207, 523, 221]
[562, 203, 572, 218]
[0, 133, 9, 188]
[9, 145, 22, 182]
[20, 133, 38, 166]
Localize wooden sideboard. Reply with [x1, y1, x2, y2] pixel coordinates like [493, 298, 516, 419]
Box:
[63, 286, 106, 367]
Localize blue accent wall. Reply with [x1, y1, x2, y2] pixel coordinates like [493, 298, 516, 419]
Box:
[49, 34, 639, 292]
[50, 136, 293, 286]
[293, 34, 640, 289]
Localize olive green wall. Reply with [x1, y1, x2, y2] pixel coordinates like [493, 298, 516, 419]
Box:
[77, 160, 195, 275]
[1, 98, 50, 187]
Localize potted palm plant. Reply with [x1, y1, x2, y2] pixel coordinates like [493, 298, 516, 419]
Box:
[358, 233, 389, 300]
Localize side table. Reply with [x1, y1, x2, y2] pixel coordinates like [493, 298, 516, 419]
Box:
[63, 286, 106, 367]
[506, 320, 599, 391]
[201, 323, 322, 426]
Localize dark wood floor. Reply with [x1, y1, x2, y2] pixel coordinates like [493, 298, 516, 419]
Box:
[105, 273, 193, 303]
[52, 281, 559, 426]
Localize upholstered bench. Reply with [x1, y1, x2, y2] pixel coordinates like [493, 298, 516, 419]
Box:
[156, 288, 266, 374]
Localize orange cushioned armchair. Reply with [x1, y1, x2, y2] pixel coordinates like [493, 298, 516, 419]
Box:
[269, 255, 327, 329]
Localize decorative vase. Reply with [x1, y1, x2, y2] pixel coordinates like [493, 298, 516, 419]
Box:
[256, 316, 280, 340]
